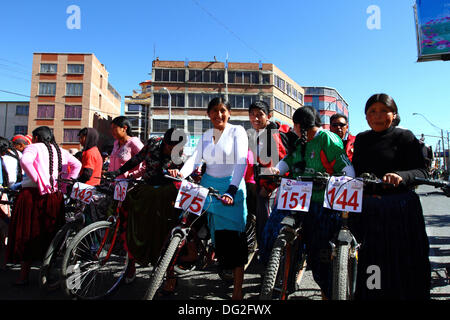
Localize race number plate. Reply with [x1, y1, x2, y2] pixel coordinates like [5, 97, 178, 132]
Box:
[174, 180, 209, 215]
[323, 176, 363, 212]
[70, 182, 97, 204]
[277, 178, 313, 212]
[114, 180, 129, 202]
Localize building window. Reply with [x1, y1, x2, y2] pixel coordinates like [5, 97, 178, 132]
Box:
[14, 126, 27, 135]
[286, 104, 292, 118]
[127, 104, 142, 112]
[63, 129, 80, 143]
[66, 83, 83, 96]
[188, 70, 224, 83]
[154, 69, 185, 82]
[37, 105, 55, 119]
[228, 120, 252, 130]
[67, 64, 84, 74]
[187, 93, 220, 108]
[16, 105, 29, 115]
[153, 93, 185, 107]
[274, 75, 285, 91]
[64, 105, 82, 119]
[228, 71, 259, 84]
[39, 82, 56, 96]
[274, 97, 285, 114]
[228, 94, 258, 109]
[187, 120, 214, 133]
[40, 64, 57, 74]
[262, 74, 270, 84]
[153, 119, 184, 133]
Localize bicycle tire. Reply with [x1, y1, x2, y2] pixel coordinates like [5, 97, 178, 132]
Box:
[259, 234, 289, 300]
[145, 233, 183, 300]
[39, 221, 82, 292]
[61, 220, 129, 300]
[332, 243, 351, 300]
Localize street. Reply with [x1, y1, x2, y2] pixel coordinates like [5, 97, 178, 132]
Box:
[0, 185, 448, 301]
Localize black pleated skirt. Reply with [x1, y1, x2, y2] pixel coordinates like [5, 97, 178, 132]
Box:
[349, 190, 431, 300]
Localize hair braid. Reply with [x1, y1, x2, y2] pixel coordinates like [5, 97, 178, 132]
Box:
[44, 141, 55, 193]
[298, 128, 308, 174]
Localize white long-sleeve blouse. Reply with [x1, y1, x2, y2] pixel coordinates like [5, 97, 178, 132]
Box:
[180, 123, 248, 188]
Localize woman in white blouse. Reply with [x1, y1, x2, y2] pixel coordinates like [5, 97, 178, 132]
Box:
[171, 97, 248, 300]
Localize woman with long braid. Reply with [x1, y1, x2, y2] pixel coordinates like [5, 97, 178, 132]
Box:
[261, 106, 355, 299]
[6, 126, 81, 285]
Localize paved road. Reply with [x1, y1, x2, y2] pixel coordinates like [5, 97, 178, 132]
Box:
[0, 185, 448, 300]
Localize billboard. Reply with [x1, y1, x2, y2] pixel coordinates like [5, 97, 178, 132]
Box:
[414, 0, 450, 62]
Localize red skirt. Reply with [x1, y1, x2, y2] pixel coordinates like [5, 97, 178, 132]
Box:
[6, 188, 64, 263]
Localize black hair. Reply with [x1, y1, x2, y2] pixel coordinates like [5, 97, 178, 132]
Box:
[0, 137, 23, 186]
[163, 128, 187, 146]
[32, 126, 62, 192]
[78, 127, 88, 137]
[111, 116, 133, 136]
[364, 93, 398, 115]
[207, 97, 231, 114]
[249, 100, 270, 115]
[330, 113, 348, 124]
[292, 106, 321, 175]
[292, 106, 321, 128]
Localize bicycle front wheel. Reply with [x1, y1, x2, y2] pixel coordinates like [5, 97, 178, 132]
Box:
[145, 233, 183, 300]
[39, 221, 82, 292]
[332, 243, 353, 300]
[61, 220, 129, 300]
[260, 232, 293, 300]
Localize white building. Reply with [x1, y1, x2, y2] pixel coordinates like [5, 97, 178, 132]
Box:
[0, 101, 30, 139]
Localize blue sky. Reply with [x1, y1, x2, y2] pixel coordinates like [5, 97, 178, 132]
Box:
[0, 0, 449, 149]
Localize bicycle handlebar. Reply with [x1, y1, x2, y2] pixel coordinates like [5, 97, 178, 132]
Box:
[163, 174, 222, 199]
[414, 177, 450, 188]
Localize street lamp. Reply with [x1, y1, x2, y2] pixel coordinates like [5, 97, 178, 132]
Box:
[412, 112, 448, 171]
[162, 87, 171, 128]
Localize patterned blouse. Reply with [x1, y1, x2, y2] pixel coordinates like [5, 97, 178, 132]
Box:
[117, 136, 184, 185]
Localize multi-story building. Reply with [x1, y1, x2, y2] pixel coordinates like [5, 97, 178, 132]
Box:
[303, 86, 349, 130]
[0, 101, 29, 139]
[29, 53, 121, 150]
[125, 59, 304, 154]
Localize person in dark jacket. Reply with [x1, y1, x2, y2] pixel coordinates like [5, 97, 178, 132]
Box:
[351, 93, 431, 300]
[247, 101, 297, 252]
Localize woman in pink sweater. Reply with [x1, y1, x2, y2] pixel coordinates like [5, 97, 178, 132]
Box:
[7, 126, 81, 285]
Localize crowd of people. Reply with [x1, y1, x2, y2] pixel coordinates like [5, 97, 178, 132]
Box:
[0, 92, 432, 300]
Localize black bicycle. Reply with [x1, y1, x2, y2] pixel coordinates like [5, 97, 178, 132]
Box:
[259, 172, 329, 300]
[39, 178, 114, 292]
[414, 177, 450, 197]
[145, 175, 257, 300]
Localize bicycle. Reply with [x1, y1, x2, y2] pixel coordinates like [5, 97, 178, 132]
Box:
[39, 178, 114, 292]
[259, 172, 390, 300]
[327, 172, 394, 300]
[144, 175, 257, 300]
[259, 172, 329, 300]
[414, 176, 450, 197]
[60, 176, 143, 299]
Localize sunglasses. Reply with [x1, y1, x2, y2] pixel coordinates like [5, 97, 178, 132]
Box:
[331, 123, 347, 128]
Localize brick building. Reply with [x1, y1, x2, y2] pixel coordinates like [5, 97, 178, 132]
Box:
[28, 53, 121, 150]
[125, 59, 305, 153]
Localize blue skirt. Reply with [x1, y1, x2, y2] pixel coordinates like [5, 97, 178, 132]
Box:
[200, 173, 247, 245]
